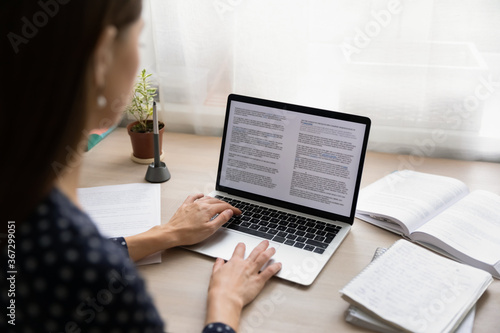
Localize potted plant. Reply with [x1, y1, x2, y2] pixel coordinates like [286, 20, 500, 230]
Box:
[126, 69, 165, 163]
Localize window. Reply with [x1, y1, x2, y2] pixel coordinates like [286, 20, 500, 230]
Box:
[143, 0, 500, 161]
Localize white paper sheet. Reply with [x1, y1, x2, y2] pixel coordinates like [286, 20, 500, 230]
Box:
[78, 183, 162, 265]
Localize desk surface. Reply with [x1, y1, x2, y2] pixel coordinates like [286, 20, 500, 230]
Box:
[81, 128, 500, 333]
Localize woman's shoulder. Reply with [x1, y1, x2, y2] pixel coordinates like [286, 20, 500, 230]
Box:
[5, 187, 164, 332]
[19, 187, 128, 270]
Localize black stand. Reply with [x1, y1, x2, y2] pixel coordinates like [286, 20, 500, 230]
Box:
[145, 102, 171, 183]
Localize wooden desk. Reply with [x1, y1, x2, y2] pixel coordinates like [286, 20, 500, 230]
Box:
[80, 128, 500, 333]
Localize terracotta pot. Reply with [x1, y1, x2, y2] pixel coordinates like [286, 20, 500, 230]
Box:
[127, 120, 164, 159]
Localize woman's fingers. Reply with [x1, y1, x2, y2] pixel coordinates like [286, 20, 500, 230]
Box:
[212, 257, 225, 273]
[241, 240, 281, 277]
[197, 196, 242, 217]
[227, 241, 279, 270]
[230, 242, 246, 260]
[208, 209, 234, 229]
[212, 201, 241, 216]
[258, 262, 283, 281]
[247, 240, 272, 262]
[254, 246, 277, 268]
[184, 193, 204, 204]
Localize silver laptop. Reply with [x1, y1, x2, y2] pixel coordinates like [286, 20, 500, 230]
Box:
[186, 94, 370, 285]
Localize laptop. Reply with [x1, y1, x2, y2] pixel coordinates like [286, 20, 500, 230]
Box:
[186, 94, 371, 285]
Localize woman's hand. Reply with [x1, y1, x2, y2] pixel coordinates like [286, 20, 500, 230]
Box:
[205, 240, 282, 330]
[162, 193, 241, 247]
[125, 193, 241, 262]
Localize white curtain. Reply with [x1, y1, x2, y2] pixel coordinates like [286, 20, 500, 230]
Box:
[144, 0, 500, 161]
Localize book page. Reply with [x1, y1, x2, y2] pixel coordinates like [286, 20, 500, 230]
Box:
[346, 305, 476, 333]
[340, 240, 492, 333]
[413, 190, 500, 272]
[78, 183, 162, 265]
[356, 170, 469, 235]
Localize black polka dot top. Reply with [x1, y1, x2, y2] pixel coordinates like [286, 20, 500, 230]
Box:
[0, 188, 236, 333]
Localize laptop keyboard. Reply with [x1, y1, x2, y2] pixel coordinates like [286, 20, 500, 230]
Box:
[215, 195, 341, 254]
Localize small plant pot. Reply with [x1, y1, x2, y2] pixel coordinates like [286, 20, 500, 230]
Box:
[127, 120, 165, 164]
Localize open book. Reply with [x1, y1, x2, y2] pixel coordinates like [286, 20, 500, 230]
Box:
[340, 240, 492, 333]
[355, 170, 500, 278]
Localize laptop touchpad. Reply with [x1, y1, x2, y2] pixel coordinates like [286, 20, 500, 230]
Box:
[196, 228, 281, 261]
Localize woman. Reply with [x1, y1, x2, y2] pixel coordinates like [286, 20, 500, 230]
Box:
[0, 1, 281, 332]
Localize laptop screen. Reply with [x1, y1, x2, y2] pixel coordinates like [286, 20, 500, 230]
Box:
[216, 94, 371, 223]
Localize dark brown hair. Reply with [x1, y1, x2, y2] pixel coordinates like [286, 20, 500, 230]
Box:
[0, 0, 142, 231]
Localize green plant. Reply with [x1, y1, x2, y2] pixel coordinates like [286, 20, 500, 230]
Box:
[126, 69, 158, 133]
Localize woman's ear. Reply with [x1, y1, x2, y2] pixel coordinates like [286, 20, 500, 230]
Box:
[92, 25, 118, 89]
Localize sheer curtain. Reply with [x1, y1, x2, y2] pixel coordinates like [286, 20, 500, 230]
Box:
[145, 0, 500, 161]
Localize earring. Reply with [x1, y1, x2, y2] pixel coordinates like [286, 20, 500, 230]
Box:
[97, 95, 107, 108]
